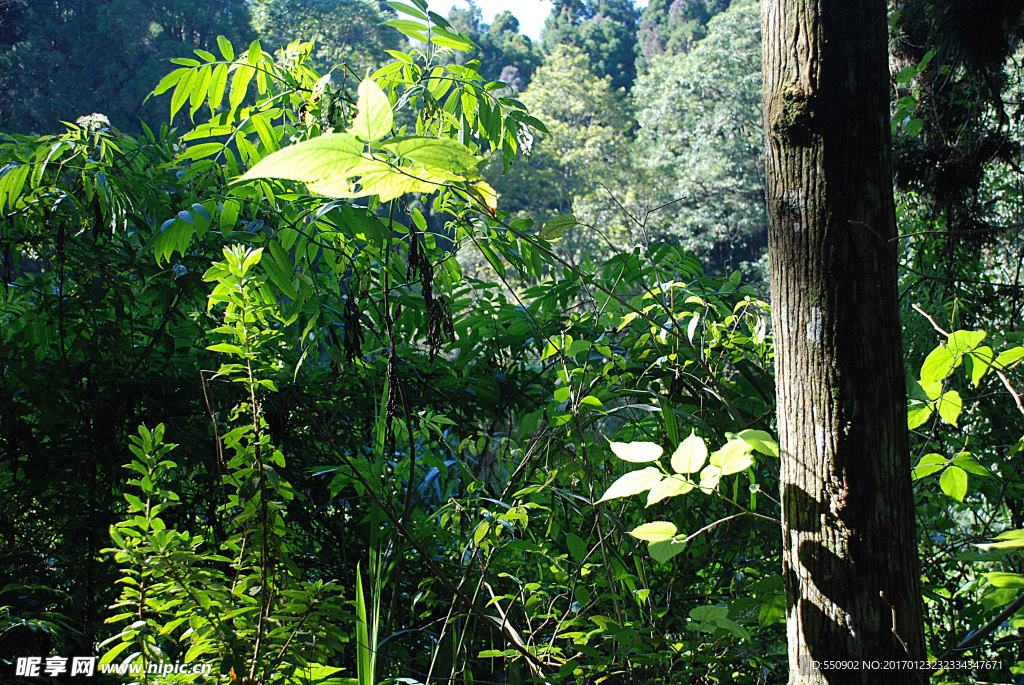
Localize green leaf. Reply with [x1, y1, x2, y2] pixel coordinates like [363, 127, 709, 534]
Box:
[646, 475, 694, 506]
[430, 27, 476, 52]
[379, 136, 479, 174]
[984, 572, 1024, 588]
[566, 533, 587, 561]
[969, 346, 994, 387]
[698, 464, 721, 493]
[985, 530, 1024, 549]
[540, 214, 577, 240]
[937, 390, 961, 426]
[911, 453, 946, 480]
[907, 402, 933, 429]
[239, 133, 363, 185]
[920, 343, 958, 383]
[670, 431, 707, 474]
[596, 467, 663, 503]
[229, 64, 254, 111]
[629, 521, 677, 542]
[246, 40, 262, 65]
[609, 441, 663, 463]
[207, 343, 245, 356]
[737, 429, 779, 457]
[217, 35, 235, 61]
[948, 329, 985, 354]
[710, 439, 754, 475]
[953, 452, 991, 478]
[474, 521, 489, 545]
[939, 465, 967, 502]
[386, 2, 428, 20]
[383, 19, 429, 42]
[994, 346, 1024, 370]
[350, 79, 393, 142]
[648, 537, 686, 564]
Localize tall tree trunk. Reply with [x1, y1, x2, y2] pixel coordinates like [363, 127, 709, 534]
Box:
[761, 1, 927, 683]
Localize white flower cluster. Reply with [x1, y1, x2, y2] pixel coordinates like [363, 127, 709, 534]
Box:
[74, 112, 111, 132]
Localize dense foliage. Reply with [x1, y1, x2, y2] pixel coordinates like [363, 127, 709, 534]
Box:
[2, 0, 1024, 683]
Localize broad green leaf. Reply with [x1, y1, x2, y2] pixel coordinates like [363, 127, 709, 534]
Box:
[379, 136, 479, 174]
[948, 329, 985, 353]
[994, 346, 1024, 370]
[597, 467, 663, 503]
[609, 441, 663, 463]
[648, 537, 686, 564]
[953, 452, 991, 478]
[969, 346, 994, 387]
[710, 439, 754, 475]
[698, 464, 721, 493]
[737, 429, 779, 457]
[907, 402, 933, 429]
[920, 343, 957, 383]
[540, 214, 577, 240]
[939, 465, 967, 502]
[689, 605, 728, 622]
[566, 533, 587, 561]
[474, 521, 489, 545]
[937, 390, 961, 426]
[646, 475, 694, 506]
[239, 133, 363, 186]
[350, 79, 393, 142]
[984, 572, 1024, 588]
[910, 453, 945, 480]
[629, 521, 677, 542]
[670, 431, 707, 474]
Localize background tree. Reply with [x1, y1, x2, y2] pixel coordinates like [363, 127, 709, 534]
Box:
[635, 0, 730, 72]
[249, 0, 400, 74]
[444, 4, 543, 88]
[633, 0, 764, 273]
[541, 0, 640, 91]
[0, 0, 252, 134]
[762, 0, 927, 680]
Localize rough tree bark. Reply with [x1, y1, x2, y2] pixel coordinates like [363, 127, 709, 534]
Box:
[761, 1, 927, 683]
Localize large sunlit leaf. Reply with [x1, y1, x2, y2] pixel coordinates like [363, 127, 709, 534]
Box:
[937, 390, 961, 426]
[907, 402, 933, 429]
[648, 537, 686, 564]
[629, 521, 677, 542]
[609, 441, 663, 463]
[670, 431, 707, 474]
[737, 430, 778, 458]
[910, 454, 945, 480]
[596, 467, 663, 503]
[984, 572, 1024, 588]
[350, 79, 393, 142]
[710, 439, 754, 475]
[239, 133, 363, 185]
[920, 343, 958, 384]
[380, 136, 480, 175]
[939, 465, 967, 502]
[646, 475, 694, 506]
